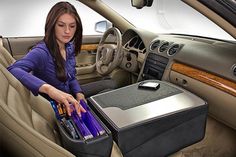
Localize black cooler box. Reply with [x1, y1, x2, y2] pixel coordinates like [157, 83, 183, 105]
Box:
[88, 80, 208, 157]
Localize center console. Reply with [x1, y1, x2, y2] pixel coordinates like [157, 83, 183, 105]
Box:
[142, 53, 169, 80]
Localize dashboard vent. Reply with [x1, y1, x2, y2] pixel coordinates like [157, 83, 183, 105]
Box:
[150, 40, 161, 50]
[159, 41, 169, 53]
[167, 44, 180, 56]
[233, 64, 236, 76]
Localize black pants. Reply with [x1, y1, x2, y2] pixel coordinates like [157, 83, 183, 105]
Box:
[81, 79, 117, 98]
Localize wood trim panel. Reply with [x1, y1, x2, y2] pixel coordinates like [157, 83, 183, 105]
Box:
[81, 44, 98, 51]
[171, 62, 236, 97]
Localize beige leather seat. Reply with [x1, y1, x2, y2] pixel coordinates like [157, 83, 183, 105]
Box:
[0, 45, 15, 67]
[0, 45, 75, 156]
[0, 45, 122, 157]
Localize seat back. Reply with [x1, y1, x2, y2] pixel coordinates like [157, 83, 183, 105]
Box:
[0, 45, 74, 157]
[0, 45, 15, 67]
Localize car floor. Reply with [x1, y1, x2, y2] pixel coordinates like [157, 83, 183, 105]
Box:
[170, 116, 236, 157]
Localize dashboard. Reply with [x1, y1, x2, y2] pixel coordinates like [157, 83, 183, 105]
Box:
[119, 30, 147, 74]
[119, 28, 236, 84]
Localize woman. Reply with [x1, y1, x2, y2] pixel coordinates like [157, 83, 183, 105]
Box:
[7, 2, 86, 116]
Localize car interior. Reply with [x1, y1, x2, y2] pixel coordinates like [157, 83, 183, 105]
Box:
[0, 43, 123, 156]
[0, 0, 236, 157]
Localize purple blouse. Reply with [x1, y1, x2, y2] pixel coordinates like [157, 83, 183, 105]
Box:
[7, 41, 82, 96]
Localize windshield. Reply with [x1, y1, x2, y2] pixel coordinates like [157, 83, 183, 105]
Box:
[0, 0, 234, 41]
[0, 0, 106, 37]
[103, 0, 235, 41]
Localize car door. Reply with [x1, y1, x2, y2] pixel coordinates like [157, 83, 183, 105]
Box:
[1, 35, 104, 85]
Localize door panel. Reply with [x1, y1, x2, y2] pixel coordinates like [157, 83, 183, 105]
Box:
[3, 37, 42, 60]
[169, 70, 236, 157]
[169, 62, 236, 130]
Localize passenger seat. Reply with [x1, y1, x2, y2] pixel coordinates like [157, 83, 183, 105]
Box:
[0, 45, 123, 157]
[0, 45, 75, 156]
[0, 45, 15, 67]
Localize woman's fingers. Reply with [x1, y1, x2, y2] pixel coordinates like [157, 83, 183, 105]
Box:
[74, 102, 86, 116]
[63, 95, 77, 116]
[80, 105, 86, 112]
[63, 100, 72, 116]
[43, 85, 86, 116]
[74, 103, 81, 117]
[64, 95, 86, 117]
[71, 96, 86, 117]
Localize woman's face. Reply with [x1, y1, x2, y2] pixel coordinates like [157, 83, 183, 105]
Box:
[55, 13, 77, 46]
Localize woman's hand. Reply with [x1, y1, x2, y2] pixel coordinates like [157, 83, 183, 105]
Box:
[76, 92, 87, 112]
[39, 84, 86, 116]
[76, 92, 86, 102]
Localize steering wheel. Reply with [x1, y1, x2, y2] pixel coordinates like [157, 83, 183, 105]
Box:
[96, 27, 122, 75]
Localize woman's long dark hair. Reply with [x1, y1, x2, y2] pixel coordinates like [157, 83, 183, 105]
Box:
[44, 1, 83, 82]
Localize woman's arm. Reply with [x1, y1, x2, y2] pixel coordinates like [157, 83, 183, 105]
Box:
[7, 48, 47, 95]
[68, 70, 87, 104]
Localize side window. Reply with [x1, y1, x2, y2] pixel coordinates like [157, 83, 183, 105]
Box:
[0, 0, 106, 37]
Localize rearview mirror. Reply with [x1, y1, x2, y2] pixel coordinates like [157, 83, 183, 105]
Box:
[95, 20, 112, 33]
[131, 0, 153, 9]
